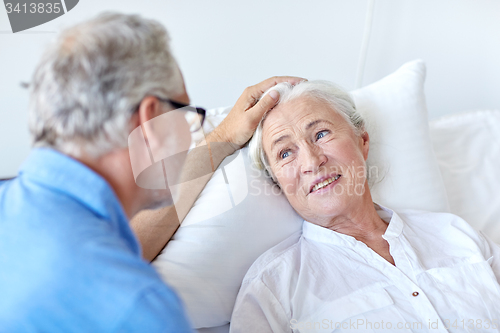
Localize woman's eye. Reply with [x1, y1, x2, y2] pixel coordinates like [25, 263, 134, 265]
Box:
[280, 151, 291, 159]
[316, 130, 329, 140]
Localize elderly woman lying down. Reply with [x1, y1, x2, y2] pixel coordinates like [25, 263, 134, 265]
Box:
[230, 81, 500, 333]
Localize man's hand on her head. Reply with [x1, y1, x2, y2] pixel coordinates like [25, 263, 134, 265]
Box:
[209, 76, 306, 148]
[132, 77, 306, 262]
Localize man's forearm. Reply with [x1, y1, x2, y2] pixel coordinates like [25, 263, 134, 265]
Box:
[130, 204, 181, 261]
[131, 75, 304, 262]
[131, 132, 238, 262]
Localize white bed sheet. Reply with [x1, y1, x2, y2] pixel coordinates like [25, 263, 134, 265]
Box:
[430, 110, 500, 244]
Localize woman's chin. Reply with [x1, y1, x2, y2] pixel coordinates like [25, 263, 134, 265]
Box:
[299, 196, 348, 222]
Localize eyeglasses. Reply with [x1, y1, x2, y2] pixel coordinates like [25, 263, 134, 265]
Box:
[134, 97, 206, 133]
[156, 97, 206, 132]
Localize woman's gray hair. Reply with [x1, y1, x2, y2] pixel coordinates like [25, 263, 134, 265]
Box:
[28, 12, 183, 158]
[248, 80, 365, 181]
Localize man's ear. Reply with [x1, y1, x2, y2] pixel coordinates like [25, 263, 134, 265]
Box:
[129, 96, 163, 133]
[136, 96, 163, 126]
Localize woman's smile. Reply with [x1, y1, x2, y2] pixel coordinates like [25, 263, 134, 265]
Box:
[308, 174, 342, 195]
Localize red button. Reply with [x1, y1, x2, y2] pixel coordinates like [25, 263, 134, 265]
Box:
[412, 292, 419, 297]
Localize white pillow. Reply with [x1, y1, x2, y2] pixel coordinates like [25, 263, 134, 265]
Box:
[351, 60, 450, 212]
[153, 59, 450, 329]
[154, 147, 303, 328]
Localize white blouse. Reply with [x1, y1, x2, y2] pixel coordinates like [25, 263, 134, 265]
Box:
[230, 204, 500, 333]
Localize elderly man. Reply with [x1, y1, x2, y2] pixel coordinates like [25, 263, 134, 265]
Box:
[0, 12, 302, 332]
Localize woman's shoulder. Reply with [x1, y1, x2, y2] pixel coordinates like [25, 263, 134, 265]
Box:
[395, 208, 489, 251]
[241, 229, 303, 285]
[377, 203, 473, 234]
[395, 207, 470, 229]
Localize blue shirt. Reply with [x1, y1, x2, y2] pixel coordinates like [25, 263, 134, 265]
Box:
[0, 148, 193, 333]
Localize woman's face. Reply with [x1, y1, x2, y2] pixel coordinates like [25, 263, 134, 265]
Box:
[262, 96, 370, 225]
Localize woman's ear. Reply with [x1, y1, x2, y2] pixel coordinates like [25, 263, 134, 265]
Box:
[361, 131, 370, 161]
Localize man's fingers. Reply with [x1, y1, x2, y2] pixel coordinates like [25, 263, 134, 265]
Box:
[249, 76, 307, 97]
[239, 76, 305, 111]
[248, 89, 280, 120]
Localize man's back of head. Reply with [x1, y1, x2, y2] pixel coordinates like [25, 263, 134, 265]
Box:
[29, 12, 184, 158]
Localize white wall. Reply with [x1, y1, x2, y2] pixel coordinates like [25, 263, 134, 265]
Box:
[1, 0, 499, 178]
[365, 1, 500, 117]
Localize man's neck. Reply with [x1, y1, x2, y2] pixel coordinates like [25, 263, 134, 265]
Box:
[74, 149, 140, 219]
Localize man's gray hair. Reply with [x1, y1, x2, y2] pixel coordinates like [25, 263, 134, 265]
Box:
[29, 12, 183, 158]
[248, 80, 365, 180]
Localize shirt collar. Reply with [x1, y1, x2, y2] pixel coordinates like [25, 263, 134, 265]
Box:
[302, 203, 404, 246]
[18, 148, 140, 254]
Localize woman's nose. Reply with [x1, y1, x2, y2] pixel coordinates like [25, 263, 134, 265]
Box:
[300, 145, 327, 174]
